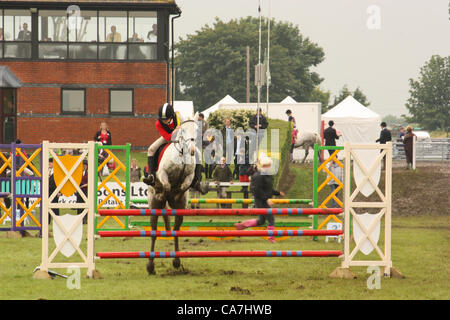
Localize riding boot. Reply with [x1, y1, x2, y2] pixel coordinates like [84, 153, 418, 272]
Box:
[143, 156, 155, 186]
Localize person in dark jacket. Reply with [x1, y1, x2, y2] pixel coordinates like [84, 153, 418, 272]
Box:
[376, 122, 392, 169]
[234, 156, 285, 243]
[376, 122, 392, 144]
[249, 108, 268, 146]
[403, 126, 416, 169]
[323, 120, 341, 156]
[213, 157, 233, 208]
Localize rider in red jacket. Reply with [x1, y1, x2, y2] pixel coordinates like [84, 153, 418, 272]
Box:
[144, 103, 179, 185]
[143, 103, 206, 194]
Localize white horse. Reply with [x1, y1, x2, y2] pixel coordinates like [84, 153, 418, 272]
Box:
[146, 113, 202, 275]
[294, 132, 323, 163]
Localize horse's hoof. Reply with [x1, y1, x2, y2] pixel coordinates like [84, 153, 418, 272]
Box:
[173, 258, 181, 269]
[146, 261, 156, 275]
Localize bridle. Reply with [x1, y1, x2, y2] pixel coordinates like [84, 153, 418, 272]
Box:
[173, 119, 196, 156]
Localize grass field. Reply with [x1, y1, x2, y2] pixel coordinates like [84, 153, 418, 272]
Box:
[1, 214, 448, 300]
[1, 159, 449, 300]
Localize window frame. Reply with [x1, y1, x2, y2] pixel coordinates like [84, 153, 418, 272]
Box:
[60, 88, 86, 115]
[109, 88, 134, 115]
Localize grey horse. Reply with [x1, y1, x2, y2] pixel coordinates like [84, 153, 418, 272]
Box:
[293, 132, 323, 163]
[146, 113, 202, 275]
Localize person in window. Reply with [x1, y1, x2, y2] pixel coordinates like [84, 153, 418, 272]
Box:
[17, 23, 31, 58]
[129, 33, 144, 43]
[147, 24, 157, 42]
[17, 23, 31, 41]
[106, 25, 122, 42]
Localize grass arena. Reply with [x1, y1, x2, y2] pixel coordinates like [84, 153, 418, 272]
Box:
[1, 134, 449, 300]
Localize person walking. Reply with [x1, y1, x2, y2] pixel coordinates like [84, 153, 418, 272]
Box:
[403, 126, 416, 170]
[324, 120, 341, 156]
[234, 156, 285, 243]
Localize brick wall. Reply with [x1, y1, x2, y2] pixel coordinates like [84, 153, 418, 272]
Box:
[1, 60, 168, 147]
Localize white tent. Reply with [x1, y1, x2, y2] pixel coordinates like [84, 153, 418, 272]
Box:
[280, 96, 297, 104]
[174, 101, 194, 119]
[202, 95, 238, 119]
[322, 95, 381, 146]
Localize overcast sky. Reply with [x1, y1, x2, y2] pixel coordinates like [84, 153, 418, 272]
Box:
[173, 0, 450, 117]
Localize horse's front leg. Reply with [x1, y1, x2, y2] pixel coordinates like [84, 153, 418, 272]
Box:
[157, 169, 171, 195]
[172, 215, 184, 269]
[179, 172, 195, 194]
[146, 215, 158, 275]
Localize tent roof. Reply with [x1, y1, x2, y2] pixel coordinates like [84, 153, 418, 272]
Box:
[0, 66, 23, 88]
[202, 95, 238, 118]
[322, 96, 380, 119]
[280, 96, 297, 104]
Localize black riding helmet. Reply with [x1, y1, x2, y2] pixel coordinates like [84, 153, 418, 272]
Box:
[158, 103, 175, 120]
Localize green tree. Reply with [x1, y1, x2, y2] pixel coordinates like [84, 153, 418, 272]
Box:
[175, 17, 325, 111]
[309, 86, 331, 113]
[405, 55, 450, 133]
[332, 85, 370, 107]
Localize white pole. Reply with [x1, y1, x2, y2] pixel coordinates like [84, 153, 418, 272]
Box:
[256, 0, 262, 152]
[266, 0, 271, 116]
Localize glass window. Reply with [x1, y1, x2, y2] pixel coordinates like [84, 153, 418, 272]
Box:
[3, 10, 32, 58]
[62, 89, 85, 113]
[110, 90, 133, 113]
[68, 10, 97, 42]
[39, 10, 67, 42]
[99, 11, 126, 43]
[4, 10, 32, 41]
[128, 11, 157, 43]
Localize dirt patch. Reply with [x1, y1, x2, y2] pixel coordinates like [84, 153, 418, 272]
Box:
[391, 161, 450, 216]
[230, 286, 251, 295]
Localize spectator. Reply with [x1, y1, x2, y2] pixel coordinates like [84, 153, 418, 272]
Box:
[203, 129, 216, 179]
[234, 156, 285, 243]
[403, 126, 416, 170]
[222, 119, 234, 164]
[249, 108, 268, 146]
[106, 25, 122, 42]
[286, 109, 296, 127]
[398, 126, 405, 142]
[147, 24, 157, 42]
[17, 23, 31, 41]
[94, 122, 112, 146]
[327, 161, 343, 208]
[290, 125, 298, 163]
[324, 120, 341, 157]
[213, 157, 233, 208]
[130, 158, 141, 183]
[376, 122, 392, 169]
